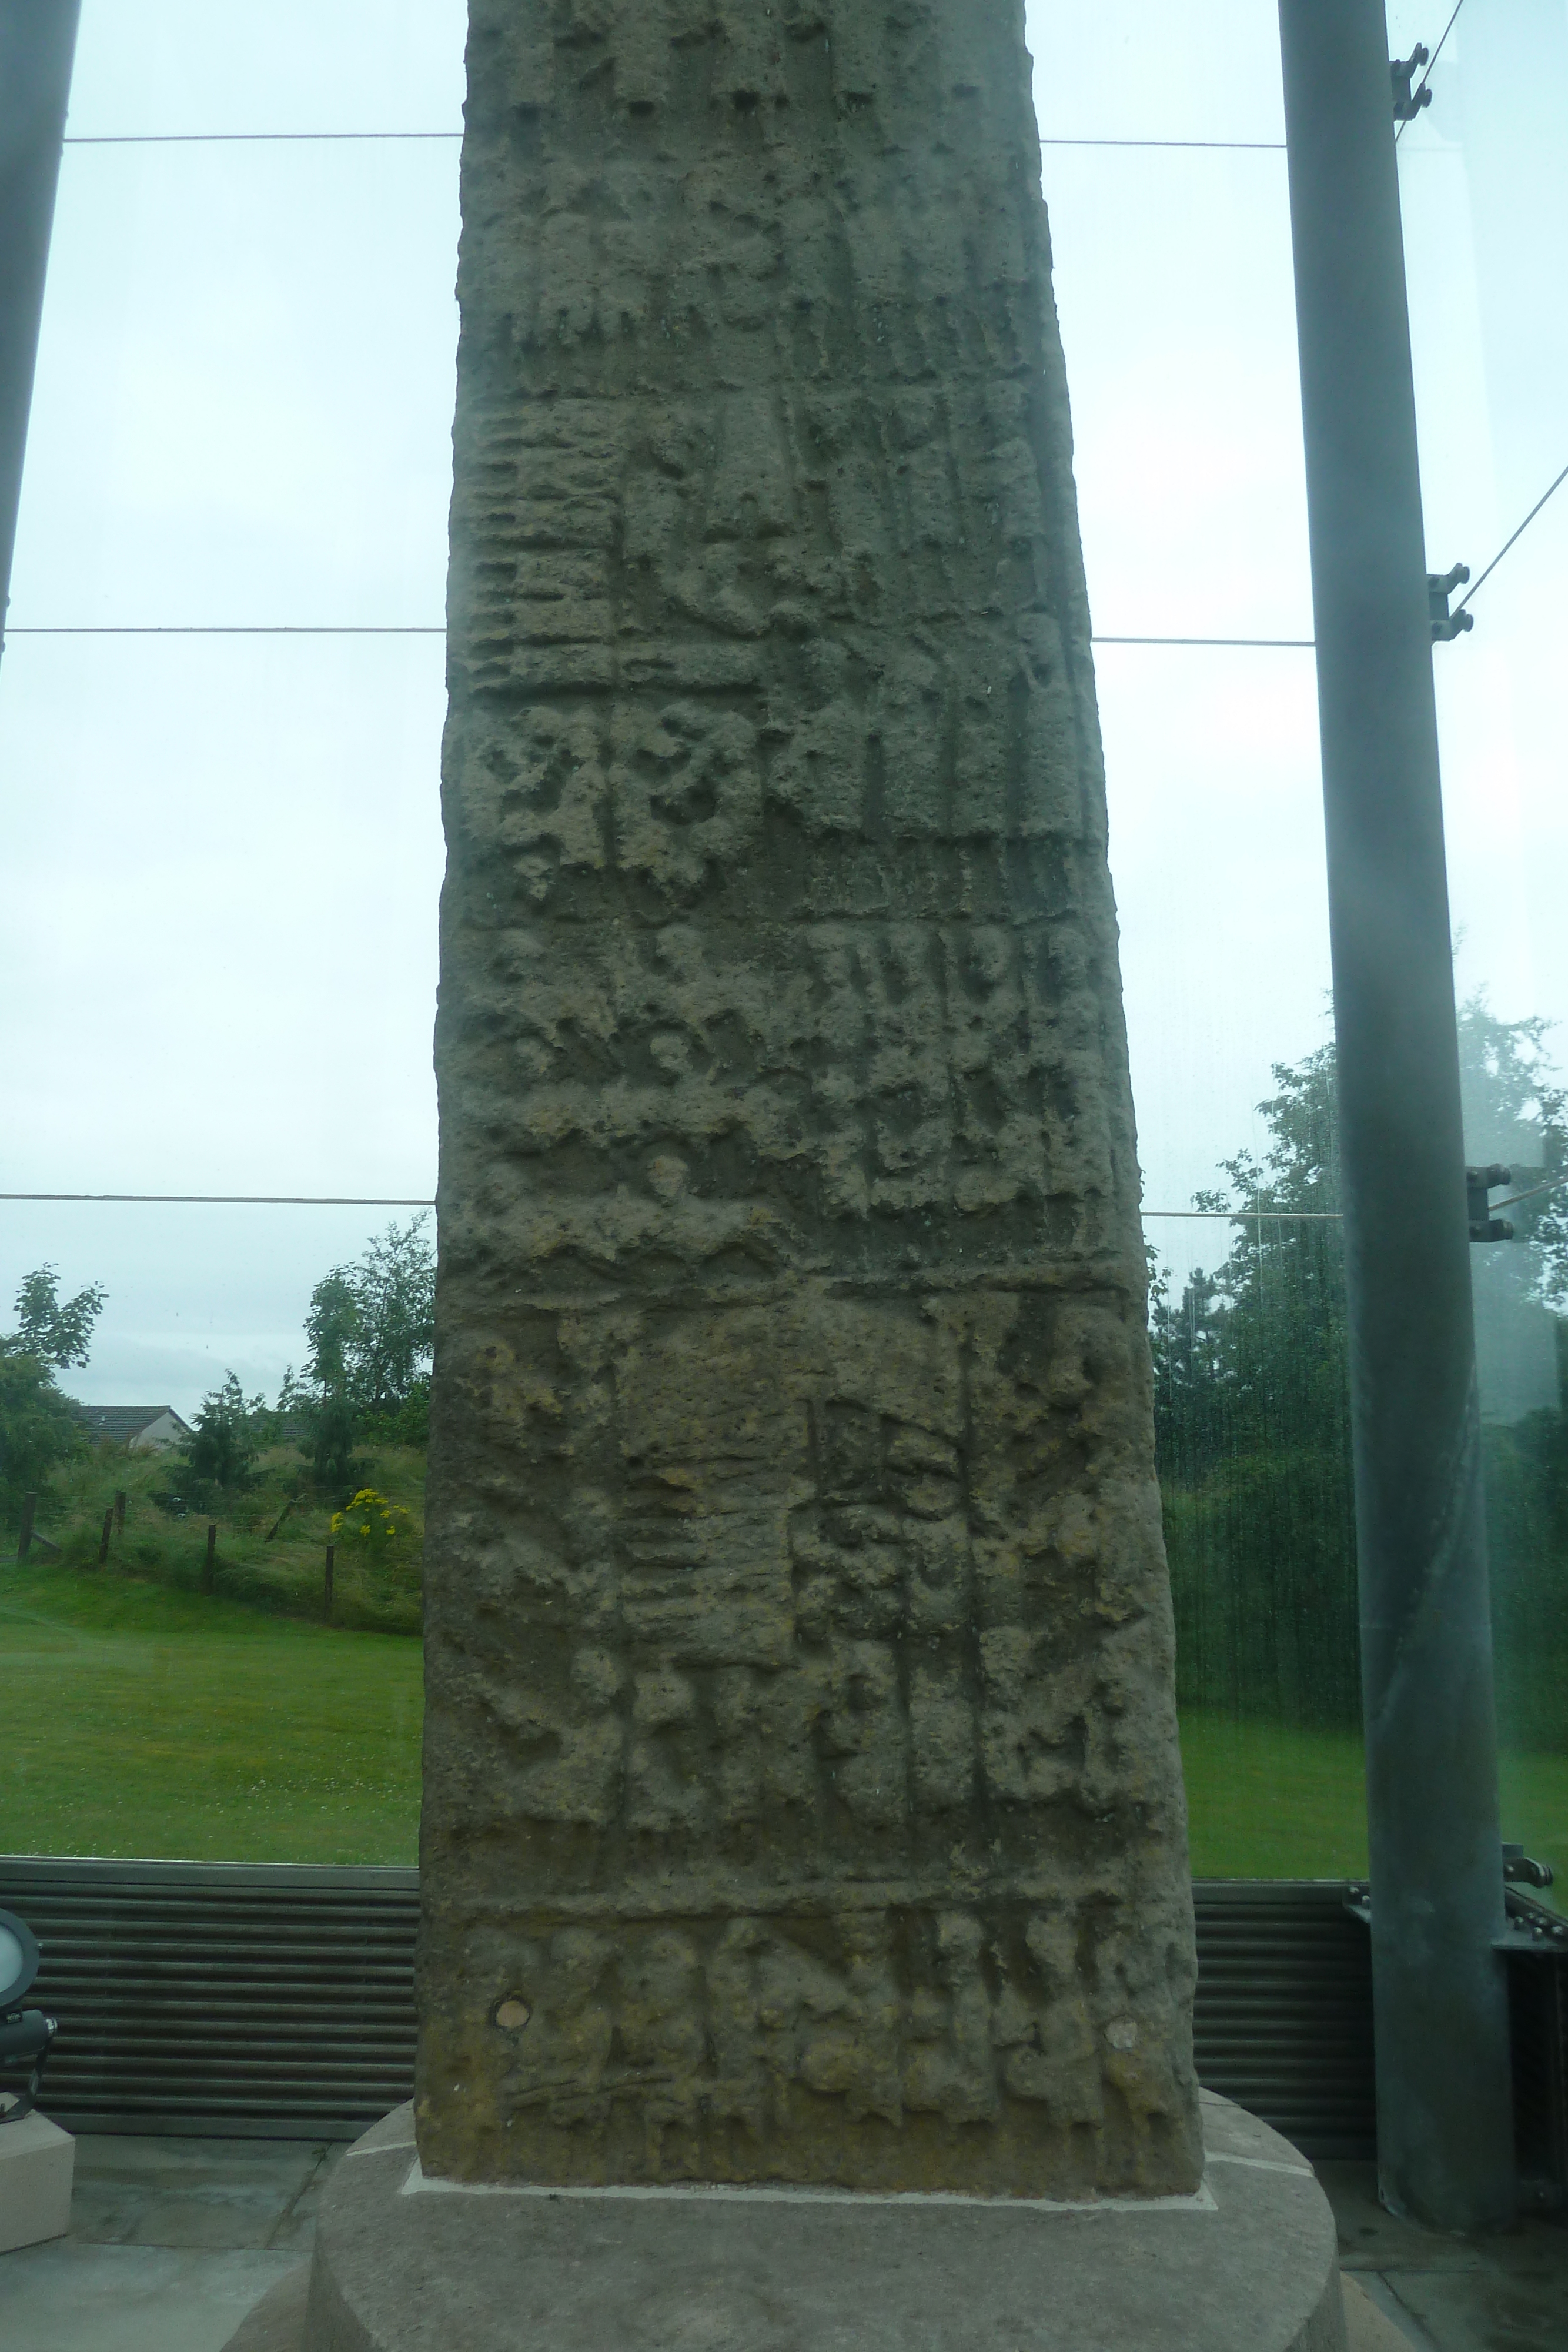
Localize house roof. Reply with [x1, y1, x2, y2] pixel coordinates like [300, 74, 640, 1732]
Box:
[71, 1404, 193, 1442]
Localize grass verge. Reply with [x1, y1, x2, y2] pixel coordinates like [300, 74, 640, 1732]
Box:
[19, 1439, 426, 1635]
[1, 1563, 421, 1864]
[1179, 1706, 1567, 1909]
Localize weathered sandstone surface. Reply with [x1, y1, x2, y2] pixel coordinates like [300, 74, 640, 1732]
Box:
[419, 0, 1202, 2199]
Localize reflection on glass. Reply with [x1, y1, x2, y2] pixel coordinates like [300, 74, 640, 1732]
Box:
[1462, 1013, 1568, 1915]
[1393, 0, 1568, 1913]
[4, 0, 1562, 1890]
[1148, 1048, 1364, 1881]
[1149, 1003, 1568, 1907]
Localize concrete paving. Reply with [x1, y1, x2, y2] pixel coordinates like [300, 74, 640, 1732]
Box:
[0, 2134, 339, 2352]
[0, 2134, 1562, 2350]
[1322, 2164, 1568, 2351]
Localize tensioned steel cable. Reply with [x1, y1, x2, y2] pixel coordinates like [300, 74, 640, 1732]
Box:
[0, 1192, 435, 1206]
[1039, 137, 1283, 151]
[63, 129, 462, 144]
[3, 625, 1315, 646]
[1093, 635, 1312, 647]
[2, 1190, 1333, 1218]
[61, 130, 1283, 151]
[1453, 460, 1568, 613]
[1, 624, 446, 635]
[11, 1186, 1559, 1215]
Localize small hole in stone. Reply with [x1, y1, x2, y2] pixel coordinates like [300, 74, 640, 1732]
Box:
[733, 89, 759, 112]
[494, 1996, 532, 2032]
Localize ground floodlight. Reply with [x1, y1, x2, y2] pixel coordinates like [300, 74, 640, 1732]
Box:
[0, 1906, 58, 2124]
[0, 1909, 40, 2007]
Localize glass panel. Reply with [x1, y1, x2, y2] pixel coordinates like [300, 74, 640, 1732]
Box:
[1, 9, 456, 1864]
[1041, 148, 1309, 642]
[11, 1, 1556, 1893]
[1030, 2, 1356, 1875]
[1027, 0, 1286, 145]
[2, 637, 443, 1189]
[1, 1207, 427, 1863]
[64, 0, 465, 139]
[1395, 0, 1568, 1912]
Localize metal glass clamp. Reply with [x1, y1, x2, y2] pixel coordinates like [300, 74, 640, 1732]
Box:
[1429, 564, 1474, 640]
[1467, 1164, 1515, 1244]
[1391, 47, 1433, 121]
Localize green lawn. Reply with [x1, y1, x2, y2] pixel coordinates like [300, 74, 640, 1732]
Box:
[4, 1565, 1565, 1910]
[1179, 1708, 1371, 1879]
[1, 1565, 422, 1864]
[1180, 1707, 1568, 1909]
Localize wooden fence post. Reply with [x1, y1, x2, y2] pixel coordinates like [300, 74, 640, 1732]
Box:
[114, 1489, 126, 1533]
[203, 1522, 217, 1593]
[325, 1544, 335, 1622]
[18, 1493, 36, 1561]
[98, 1508, 113, 1565]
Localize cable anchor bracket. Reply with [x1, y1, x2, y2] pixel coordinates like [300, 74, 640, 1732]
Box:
[1429, 563, 1474, 642]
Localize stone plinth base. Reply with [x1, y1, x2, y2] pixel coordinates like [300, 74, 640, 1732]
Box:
[0, 2109, 75, 2254]
[279, 2092, 1345, 2352]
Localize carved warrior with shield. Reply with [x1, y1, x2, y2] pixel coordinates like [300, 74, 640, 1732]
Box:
[419, 0, 1202, 2199]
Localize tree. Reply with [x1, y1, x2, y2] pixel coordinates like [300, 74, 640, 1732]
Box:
[179, 1372, 268, 1499]
[303, 1218, 434, 1419]
[290, 1218, 434, 1491]
[0, 1267, 102, 1524]
[12, 1265, 106, 1369]
[306, 1388, 364, 1497]
[1151, 1040, 1359, 1727]
[0, 1340, 83, 1521]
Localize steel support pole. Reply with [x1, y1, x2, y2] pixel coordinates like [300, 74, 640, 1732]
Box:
[1277, 0, 1514, 2231]
[0, 0, 81, 662]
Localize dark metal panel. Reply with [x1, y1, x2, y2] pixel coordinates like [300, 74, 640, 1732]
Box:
[2, 1859, 419, 2137]
[1504, 1890, 1568, 2210]
[1192, 1882, 1376, 2160]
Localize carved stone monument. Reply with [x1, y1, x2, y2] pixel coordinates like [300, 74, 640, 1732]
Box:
[419, 0, 1201, 2201]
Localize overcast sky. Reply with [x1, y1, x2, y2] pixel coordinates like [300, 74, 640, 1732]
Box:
[2, 0, 1564, 1413]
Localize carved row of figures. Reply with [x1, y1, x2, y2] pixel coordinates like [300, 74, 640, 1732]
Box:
[460, 1899, 1191, 2173]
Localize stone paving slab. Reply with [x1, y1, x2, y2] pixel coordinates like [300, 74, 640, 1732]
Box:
[1320, 2164, 1568, 2352]
[2, 2133, 1563, 2351]
[1376, 2255, 1568, 2352]
[0, 2240, 303, 2352]
[222, 2260, 311, 2352]
[1342, 2277, 1421, 2351]
[67, 2136, 340, 2251]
